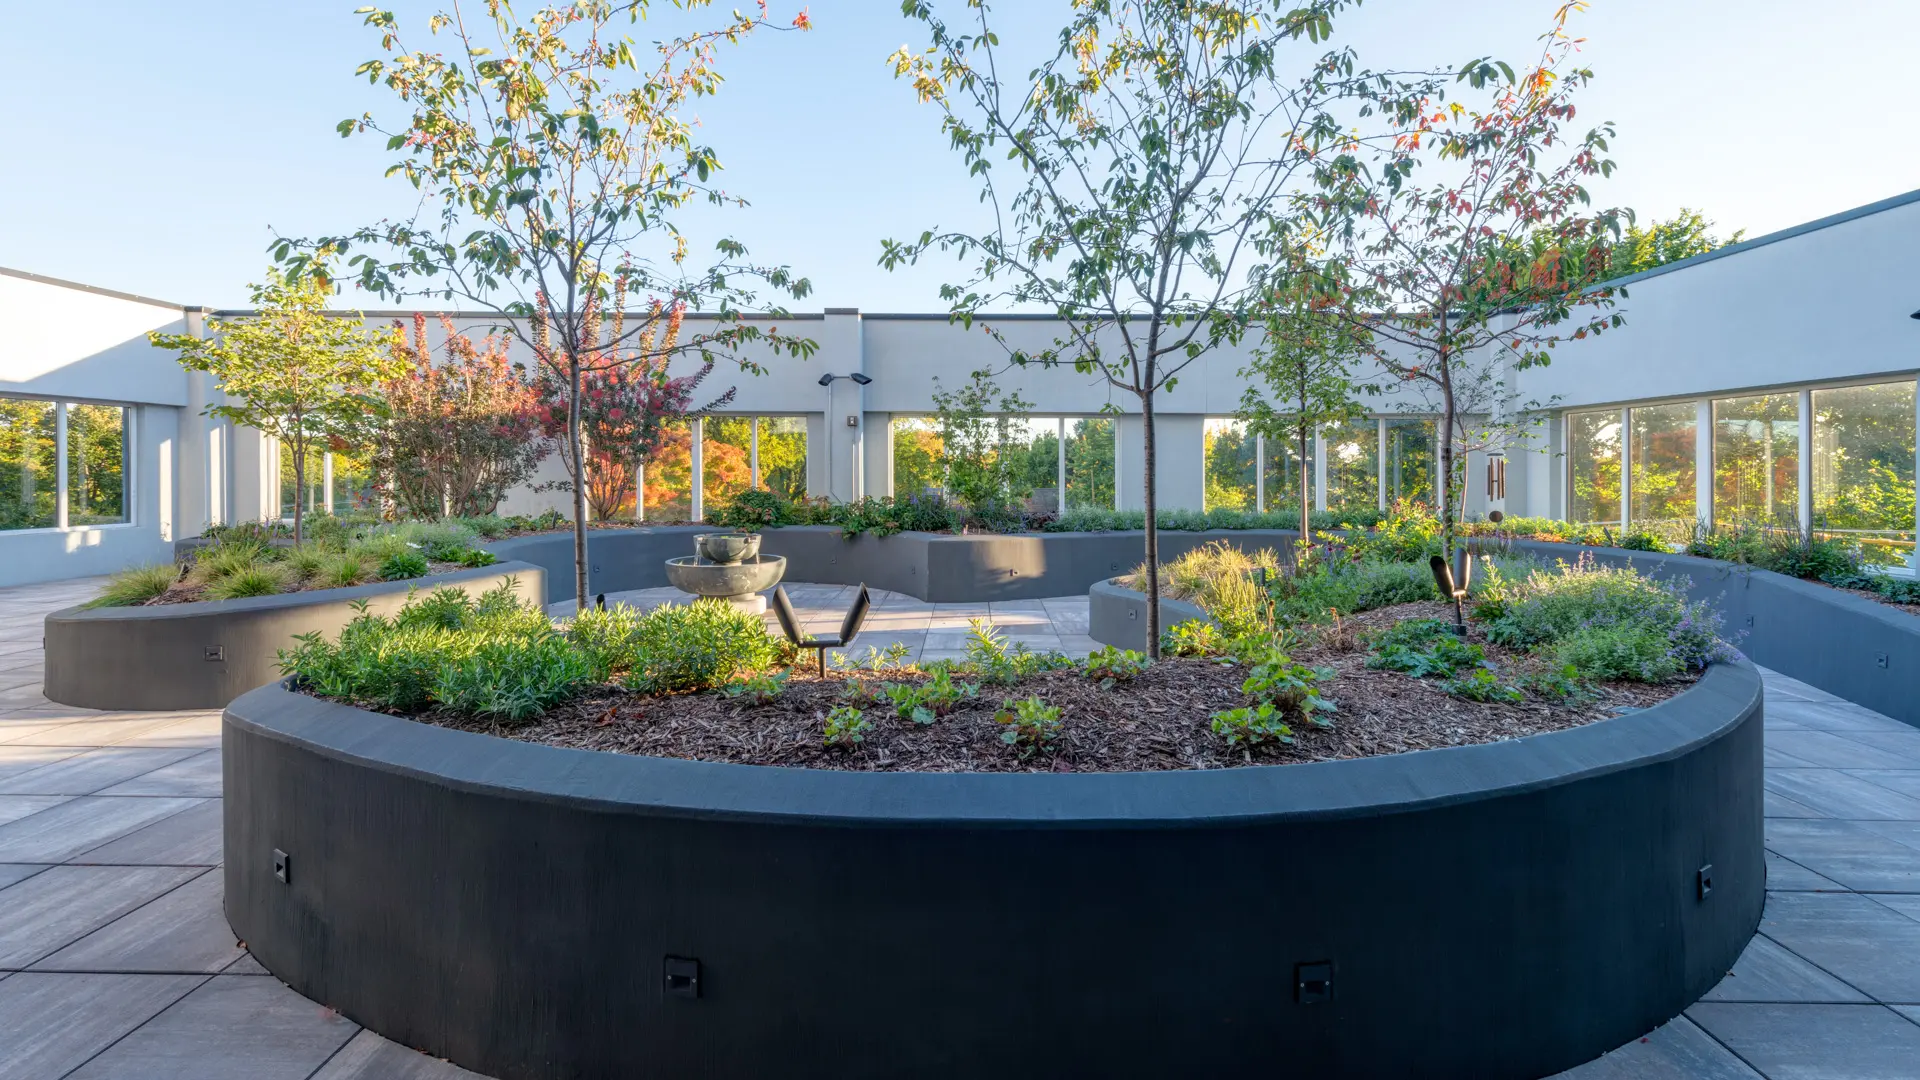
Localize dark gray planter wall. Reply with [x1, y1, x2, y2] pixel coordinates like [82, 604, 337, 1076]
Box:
[1088, 579, 1210, 650]
[490, 526, 1302, 605]
[225, 665, 1762, 1080]
[42, 564, 545, 712]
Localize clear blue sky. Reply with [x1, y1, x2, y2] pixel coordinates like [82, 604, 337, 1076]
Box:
[4, 0, 1916, 311]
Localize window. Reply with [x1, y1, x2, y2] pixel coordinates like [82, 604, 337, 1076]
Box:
[641, 418, 693, 522]
[1003, 418, 1063, 510]
[279, 441, 325, 520]
[891, 417, 943, 500]
[701, 416, 756, 510]
[1713, 394, 1797, 529]
[1813, 381, 1916, 565]
[0, 398, 58, 530]
[1629, 403, 1696, 537]
[1384, 418, 1437, 506]
[1203, 419, 1256, 511]
[1064, 418, 1115, 510]
[66, 404, 130, 526]
[1323, 418, 1379, 514]
[756, 417, 808, 502]
[1262, 424, 1313, 516]
[330, 449, 379, 516]
[1567, 410, 1621, 527]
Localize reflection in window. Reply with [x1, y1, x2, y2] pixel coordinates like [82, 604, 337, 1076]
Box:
[330, 449, 379, 516]
[756, 417, 808, 502]
[1262, 424, 1313, 516]
[0, 398, 58, 531]
[1384, 418, 1437, 506]
[1813, 381, 1916, 564]
[1203, 419, 1256, 511]
[1064, 418, 1115, 511]
[1713, 394, 1797, 529]
[1323, 418, 1379, 514]
[279, 441, 325, 520]
[1002, 417, 1062, 511]
[702, 416, 756, 510]
[891, 417, 943, 501]
[1567, 410, 1621, 527]
[641, 418, 693, 522]
[66, 404, 129, 526]
[1630, 403, 1697, 537]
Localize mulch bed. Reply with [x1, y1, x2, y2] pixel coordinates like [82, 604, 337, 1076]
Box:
[135, 559, 468, 606]
[409, 601, 1692, 774]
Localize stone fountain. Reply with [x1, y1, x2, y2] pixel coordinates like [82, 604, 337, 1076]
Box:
[663, 533, 787, 615]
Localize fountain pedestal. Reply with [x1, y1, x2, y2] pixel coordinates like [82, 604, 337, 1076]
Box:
[663, 534, 786, 614]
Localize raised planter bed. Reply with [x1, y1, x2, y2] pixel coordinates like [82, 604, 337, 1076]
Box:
[224, 663, 1762, 1079]
[43, 563, 545, 711]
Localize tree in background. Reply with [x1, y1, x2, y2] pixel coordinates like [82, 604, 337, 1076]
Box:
[885, 0, 1431, 656]
[1237, 273, 1372, 535]
[149, 266, 401, 544]
[1314, 4, 1628, 560]
[1492, 207, 1744, 284]
[929, 369, 1036, 510]
[1202, 424, 1257, 512]
[891, 420, 946, 501]
[280, 0, 816, 604]
[378, 313, 548, 519]
[534, 298, 733, 521]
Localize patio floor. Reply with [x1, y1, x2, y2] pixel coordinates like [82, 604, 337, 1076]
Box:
[1, 578, 1917, 1078]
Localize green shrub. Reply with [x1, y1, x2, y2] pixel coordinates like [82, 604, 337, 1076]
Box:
[1617, 530, 1666, 552]
[459, 514, 511, 540]
[1160, 619, 1225, 657]
[723, 670, 790, 705]
[1688, 522, 1863, 579]
[1365, 621, 1484, 678]
[995, 696, 1062, 757]
[622, 600, 778, 694]
[1271, 560, 1436, 625]
[1237, 643, 1336, 728]
[284, 546, 330, 583]
[320, 553, 370, 589]
[961, 620, 1073, 684]
[1437, 666, 1524, 703]
[396, 586, 475, 630]
[879, 668, 978, 724]
[454, 547, 499, 568]
[565, 604, 648, 682]
[205, 564, 289, 600]
[378, 552, 431, 581]
[431, 633, 592, 722]
[190, 540, 271, 585]
[1346, 500, 1443, 563]
[1518, 663, 1597, 705]
[708, 488, 797, 531]
[1082, 645, 1151, 687]
[90, 564, 179, 607]
[1209, 702, 1294, 749]
[1552, 624, 1686, 682]
[1132, 541, 1281, 638]
[823, 704, 870, 749]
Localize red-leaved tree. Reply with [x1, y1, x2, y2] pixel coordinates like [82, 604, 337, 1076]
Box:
[373, 314, 549, 520]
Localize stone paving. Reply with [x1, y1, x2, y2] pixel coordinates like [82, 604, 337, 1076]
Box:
[1, 577, 1918, 1078]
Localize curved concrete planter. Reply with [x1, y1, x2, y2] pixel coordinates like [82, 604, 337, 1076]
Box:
[43, 563, 546, 712]
[1087, 578, 1210, 651]
[225, 664, 1763, 1080]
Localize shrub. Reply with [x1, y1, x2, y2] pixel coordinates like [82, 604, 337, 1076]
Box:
[1160, 619, 1225, 657]
[995, 696, 1062, 757]
[1209, 702, 1293, 749]
[432, 633, 592, 722]
[190, 540, 270, 585]
[724, 670, 790, 705]
[1617, 530, 1666, 553]
[962, 620, 1073, 684]
[1237, 645, 1336, 728]
[823, 705, 870, 749]
[454, 547, 499, 568]
[1687, 522, 1863, 580]
[622, 600, 778, 694]
[90, 564, 179, 607]
[396, 586, 475, 630]
[1483, 555, 1736, 680]
[1271, 560, 1436, 624]
[378, 551, 431, 581]
[320, 553, 370, 589]
[1346, 500, 1442, 563]
[284, 546, 331, 583]
[879, 668, 977, 724]
[1517, 663, 1596, 705]
[1552, 624, 1686, 682]
[205, 564, 289, 600]
[708, 488, 796, 531]
[1130, 541, 1281, 638]
[1437, 666, 1524, 703]
[565, 604, 648, 682]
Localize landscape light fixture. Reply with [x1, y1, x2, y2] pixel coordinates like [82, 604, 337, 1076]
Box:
[1428, 551, 1474, 636]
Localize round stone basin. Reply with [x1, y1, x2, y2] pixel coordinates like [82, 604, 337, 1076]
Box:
[695, 533, 761, 564]
[664, 555, 786, 610]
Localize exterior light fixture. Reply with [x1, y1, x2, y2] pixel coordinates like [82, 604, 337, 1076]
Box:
[818, 373, 875, 498]
[1910, 310, 1920, 320]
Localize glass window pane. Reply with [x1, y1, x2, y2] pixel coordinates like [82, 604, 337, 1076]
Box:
[1261, 424, 1314, 515]
[66, 404, 129, 526]
[1064, 418, 1115, 510]
[1203, 419, 1256, 511]
[641, 418, 692, 522]
[891, 417, 943, 501]
[1567, 410, 1622, 527]
[1384, 418, 1436, 506]
[1002, 418, 1060, 511]
[330, 449, 380, 516]
[279, 440, 325, 520]
[1323, 418, 1379, 515]
[1629, 403, 1697, 536]
[0, 398, 58, 531]
[756, 417, 809, 503]
[702, 416, 755, 510]
[1813, 381, 1916, 565]
[1713, 394, 1798, 529]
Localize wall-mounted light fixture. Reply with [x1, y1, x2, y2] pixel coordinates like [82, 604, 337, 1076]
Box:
[818, 373, 875, 498]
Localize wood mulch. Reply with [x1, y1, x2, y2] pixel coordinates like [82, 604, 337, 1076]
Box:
[135, 559, 468, 606]
[410, 601, 1692, 774]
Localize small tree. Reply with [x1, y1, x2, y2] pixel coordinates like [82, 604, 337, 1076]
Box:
[929, 368, 1036, 510]
[1237, 276, 1374, 540]
[149, 267, 401, 544]
[378, 313, 548, 519]
[533, 298, 732, 521]
[1314, 4, 1628, 560]
[885, 0, 1428, 656]
[280, 0, 816, 604]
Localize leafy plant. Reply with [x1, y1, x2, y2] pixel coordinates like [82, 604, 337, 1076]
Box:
[1518, 663, 1597, 705]
[962, 620, 1072, 684]
[320, 553, 370, 589]
[1238, 648, 1337, 729]
[89, 564, 178, 608]
[621, 599, 778, 694]
[995, 696, 1063, 758]
[823, 704, 870, 749]
[724, 669, 790, 705]
[564, 604, 647, 682]
[1437, 666, 1524, 704]
[1082, 646, 1151, 688]
[1552, 624, 1685, 683]
[398, 586, 477, 630]
[455, 547, 499, 568]
[1617, 530, 1666, 553]
[1209, 702, 1293, 749]
[880, 668, 978, 725]
[378, 551, 431, 581]
[1159, 619, 1225, 658]
[1364, 620, 1485, 679]
[206, 564, 289, 600]
[1483, 554, 1737, 680]
[432, 633, 592, 722]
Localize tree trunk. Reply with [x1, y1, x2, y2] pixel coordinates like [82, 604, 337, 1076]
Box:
[1298, 423, 1311, 565]
[1142, 388, 1162, 659]
[1439, 383, 1457, 564]
[569, 354, 590, 610]
[291, 437, 305, 547]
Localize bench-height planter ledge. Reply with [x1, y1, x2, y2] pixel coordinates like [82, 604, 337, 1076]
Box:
[224, 662, 1763, 1080]
[43, 563, 545, 711]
